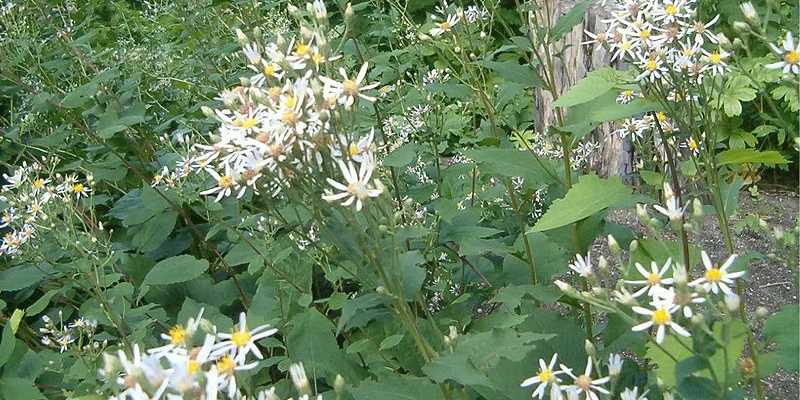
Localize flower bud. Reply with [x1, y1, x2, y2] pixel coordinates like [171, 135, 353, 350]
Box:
[201, 106, 216, 119]
[724, 293, 740, 312]
[584, 340, 597, 358]
[740, 2, 759, 25]
[334, 374, 346, 394]
[598, 255, 609, 271]
[345, 3, 354, 25]
[287, 3, 300, 18]
[740, 358, 756, 377]
[608, 235, 620, 255]
[755, 306, 769, 319]
[716, 32, 733, 50]
[239, 76, 251, 87]
[691, 314, 705, 326]
[554, 280, 575, 294]
[692, 198, 703, 219]
[629, 239, 638, 253]
[636, 203, 649, 221]
[312, 0, 327, 22]
[732, 21, 751, 36]
[235, 28, 249, 46]
[673, 265, 687, 284]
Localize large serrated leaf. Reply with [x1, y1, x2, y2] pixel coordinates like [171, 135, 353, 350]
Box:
[530, 175, 631, 232]
[717, 148, 789, 166]
[553, 68, 616, 108]
[141, 255, 208, 287]
[351, 374, 444, 400]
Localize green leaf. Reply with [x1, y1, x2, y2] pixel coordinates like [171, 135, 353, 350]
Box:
[491, 284, 562, 308]
[645, 334, 693, 387]
[0, 265, 48, 292]
[25, 290, 57, 316]
[424, 82, 472, 98]
[423, 353, 494, 387]
[553, 68, 616, 108]
[713, 75, 757, 117]
[400, 251, 427, 299]
[351, 374, 444, 400]
[287, 308, 363, 381]
[379, 334, 404, 351]
[383, 143, 420, 167]
[0, 377, 45, 400]
[474, 59, 544, 87]
[530, 175, 631, 232]
[60, 82, 99, 108]
[717, 148, 789, 166]
[464, 148, 558, 186]
[0, 309, 23, 368]
[96, 103, 146, 138]
[132, 211, 177, 252]
[141, 255, 209, 287]
[761, 305, 799, 372]
[639, 170, 665, 186]
[549, 0, 590, 41]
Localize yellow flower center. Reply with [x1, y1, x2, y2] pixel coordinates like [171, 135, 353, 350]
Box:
[710, 51, 723, 64]
[647, 272, 661, 286]
[217, 355, 235, 375]
[312, 53, 324, 65]
[264, 64, 276, 76]
[343, 79, 359, 96]
[705, 268, 723, 282]
[646, 60, 657, 71]
[285, 95, 297, 108]
[295, 43, 310, 56]
[620, 42, 631, 50]
[623, 90, 633, 97]
[231, 329, 251, 347]
[665, 4, 677, 15]
[785, 50, 800, 65]
[683, 48, 694, 56]
[652, 308, 671, 325]
[168, 325, 186, 345]
[33, 179, 44, 188]
[188, 359, 199, 375]
[218, 175, 233, 189]
[235, 117, 257, 129]
[640, 29, 651, 39]
[538, 368, 552, 382]
[575, 374, 592, 390]
[439, 21, 450, 31]
[73, 183, 85, 193]
[656, 112, 667, 122]
[688, 139, 698, 149]
[349, 143, 360, 156]
[30, 204, 41, 213]
[282, 109, 298, 126]
[694, 21, 706, 33]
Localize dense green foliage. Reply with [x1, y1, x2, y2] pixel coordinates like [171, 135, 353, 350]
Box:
[0, 0, 797, 399]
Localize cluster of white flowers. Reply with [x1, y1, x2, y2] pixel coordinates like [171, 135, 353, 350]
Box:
[564, 242, 744, 345]
[183, 4, 384, 211]
[428, 1, 488, 36]
[102, 310, 288, 399]
[522, 353, 649, 400]
[39, 311, 101, 353]
[586, 0, 729, 82]
[0, 159, 92, 256]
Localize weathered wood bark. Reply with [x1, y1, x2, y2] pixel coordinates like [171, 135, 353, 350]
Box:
[531, 1, 635, 179]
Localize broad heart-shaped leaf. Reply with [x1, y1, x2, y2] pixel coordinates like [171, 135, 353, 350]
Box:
[552, 67, 617, 108]
[0, 265, 49, 292]
[717, 148, 789, 166]
[141, 255, 208, 287]
[383, 142, 420, 167]
[474, 59, 544, 87]
[530, 174, 631, 232]
[712, 75, 757, 116]
[760, 304, 799, 373]
[423, 353, 493, 388]
[350, 374, 444, 400]
[463, 148, 559, 186]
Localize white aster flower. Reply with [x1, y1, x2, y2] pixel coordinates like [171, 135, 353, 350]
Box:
[653, 196, 687, 222]
[766, 31, 800, 74]
[624, 259, 675, 298]
[521, 353, 566, 399]
[560, 356, 610, 400]
[319, 62, 379, 108]
[321, 158, 384, 211]
[608, 354, 623, 377]
[688, 251, 744, 295]
[212, 312, 278, 364]
[568, 252, 594, 278]
[430, 13, 460, 36]
[631, 303, 691, 343]
[621, 386, 650, 400]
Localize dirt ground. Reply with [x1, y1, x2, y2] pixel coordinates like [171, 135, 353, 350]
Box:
[600, 189, 799, 399]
